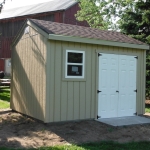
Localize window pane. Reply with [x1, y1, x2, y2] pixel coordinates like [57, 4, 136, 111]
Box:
[67, 65, 82, 76]
[68, 52, 83, 63]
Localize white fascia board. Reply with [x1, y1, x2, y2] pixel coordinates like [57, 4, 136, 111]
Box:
[49, 34, 149, 50]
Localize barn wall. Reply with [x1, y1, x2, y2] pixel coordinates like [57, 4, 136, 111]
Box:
[0, 14, 54, 59]
[0, 59, 4, 71]
[0, 37, 13, 58]
[45, 40, 145, 122]
[64, 3, 89, 26]
[11, 26, 47, 122]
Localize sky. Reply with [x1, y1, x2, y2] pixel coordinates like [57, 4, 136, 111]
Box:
[0, 0, 53, 10]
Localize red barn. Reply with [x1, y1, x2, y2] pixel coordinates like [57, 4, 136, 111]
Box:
[0, 0, 88, 74]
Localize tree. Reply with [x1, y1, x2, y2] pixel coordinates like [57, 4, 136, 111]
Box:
[76, 0, 134, 30]
[0, 0, 6, 12]
[118, 0, 150, 98]
[76, 0, 150, 98]
[75, 0, 109, 29]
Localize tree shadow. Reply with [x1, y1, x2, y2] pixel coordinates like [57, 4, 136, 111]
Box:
[0, 139, 23, 149]
[11, 29, 46, 122]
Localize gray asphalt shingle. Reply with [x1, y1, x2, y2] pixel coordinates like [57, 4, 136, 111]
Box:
[30, 19, 146, 45]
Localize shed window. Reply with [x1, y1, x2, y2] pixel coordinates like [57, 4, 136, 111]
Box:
[65, 50, 85, 78]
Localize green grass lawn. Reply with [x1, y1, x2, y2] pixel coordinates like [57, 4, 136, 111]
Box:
[1, 141, 150, 150]
[0, 87, 10, 109]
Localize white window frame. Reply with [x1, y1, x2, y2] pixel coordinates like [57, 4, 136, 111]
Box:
[65, 50, 85, 78]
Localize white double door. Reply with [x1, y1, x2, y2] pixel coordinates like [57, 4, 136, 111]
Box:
[98, 53, 137, 118]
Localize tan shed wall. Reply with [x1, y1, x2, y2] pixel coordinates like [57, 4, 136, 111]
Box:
[11, 26, 47, 121]
[45, 40, 146, 123]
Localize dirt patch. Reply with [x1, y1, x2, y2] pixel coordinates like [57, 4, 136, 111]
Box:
[145, 100, 150, 105]
[1, 110, 150, 149]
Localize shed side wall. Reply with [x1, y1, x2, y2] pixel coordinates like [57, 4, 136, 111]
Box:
[45, 40, 145, 123]
[11, 26, 47, 121]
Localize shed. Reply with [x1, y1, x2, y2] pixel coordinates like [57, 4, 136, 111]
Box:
[11, 19, 149, 123]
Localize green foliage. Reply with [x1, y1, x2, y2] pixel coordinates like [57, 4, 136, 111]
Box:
[118, 0, 150, 98]
[76, 0, 136, 30]
[75, 0, 108, 29]
[76, 0, 150, 97]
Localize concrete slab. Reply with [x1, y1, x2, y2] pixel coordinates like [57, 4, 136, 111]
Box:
[96, 116, 150, 127]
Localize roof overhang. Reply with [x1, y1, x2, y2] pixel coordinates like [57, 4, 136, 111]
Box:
[48, 34, 149, 50]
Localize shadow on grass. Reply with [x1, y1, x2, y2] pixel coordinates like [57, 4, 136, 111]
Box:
[0, 87, 10, 102]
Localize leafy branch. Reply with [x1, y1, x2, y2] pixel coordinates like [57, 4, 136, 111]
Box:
[0, 0, 6, 12]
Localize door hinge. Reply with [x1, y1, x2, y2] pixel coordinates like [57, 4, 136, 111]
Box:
[134, 112, 137, 115]
[97, 115, 101, 119]
[97, 90, 102, 93]
[134, 56, 138, 59]
[98, 53, 102, 57]
[134, 89, 137, 93]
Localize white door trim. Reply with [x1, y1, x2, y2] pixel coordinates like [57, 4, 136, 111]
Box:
[98, 53, 137, 118]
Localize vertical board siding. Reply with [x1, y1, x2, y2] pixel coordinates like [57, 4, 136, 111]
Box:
[46, 41, 55, 122]
[54, 41, 62, 122]
[79, 82, 86, 119]
[85, 44, 92, 118]
[46, 41, 145, 122]
[11, 26, 47, 122]
[67, 82, 74, 120]
[60, 82, 68, 121]
[73, 82, 80, 120]
[46, 41, 96, 122]
[90, 46, 98, 118]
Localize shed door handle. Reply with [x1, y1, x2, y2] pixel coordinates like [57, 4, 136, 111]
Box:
[116, 91, 119, 93]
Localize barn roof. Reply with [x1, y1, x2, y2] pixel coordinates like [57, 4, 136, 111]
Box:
[0, 0, 77, 20]
[29, 19, 148, 48]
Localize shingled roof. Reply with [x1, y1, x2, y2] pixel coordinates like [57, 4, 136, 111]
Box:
[0, 0, 76, 20]
[30, 19, 146, 45]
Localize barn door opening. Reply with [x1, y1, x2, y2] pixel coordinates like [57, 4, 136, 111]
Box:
[98, 53, 137, 119]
